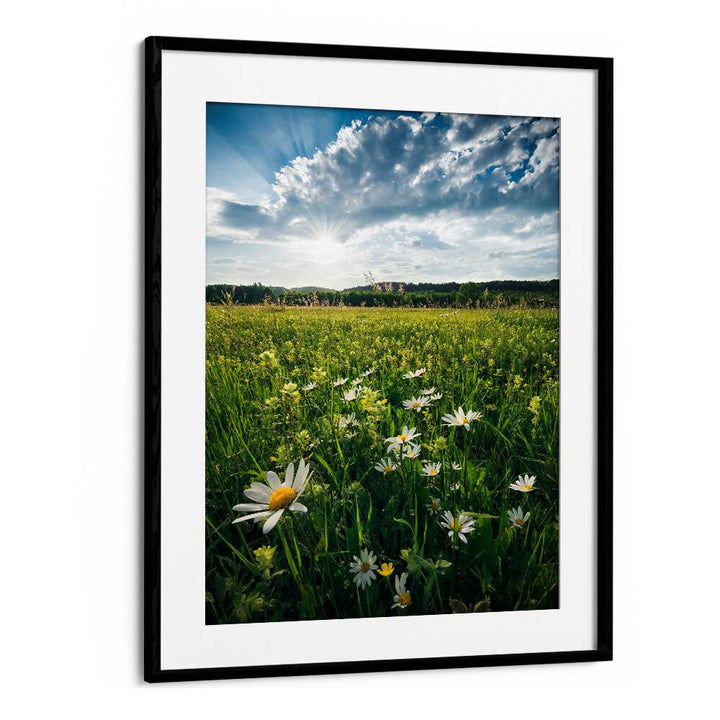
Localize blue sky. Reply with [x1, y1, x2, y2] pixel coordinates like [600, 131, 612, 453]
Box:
[207, 103, 559, 289]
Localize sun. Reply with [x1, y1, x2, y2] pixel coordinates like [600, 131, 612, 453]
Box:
[301, 208, 347, 244]
[299, 211, 347, 262]
[315, 230, 336, 246]
[289, 209, 353, 278]
[307, 230, 339, 263]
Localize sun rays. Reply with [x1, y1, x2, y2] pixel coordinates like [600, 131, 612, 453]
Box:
[292, 207, 351, 264]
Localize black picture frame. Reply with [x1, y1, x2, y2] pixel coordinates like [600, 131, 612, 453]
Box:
[144, 35, 613, 683]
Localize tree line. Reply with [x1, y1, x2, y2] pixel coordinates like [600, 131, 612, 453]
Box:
[206, 280, 559, 308]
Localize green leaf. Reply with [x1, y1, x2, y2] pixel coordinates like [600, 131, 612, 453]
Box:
[448, 598, 468, 613]
[394, 517, 414, 532]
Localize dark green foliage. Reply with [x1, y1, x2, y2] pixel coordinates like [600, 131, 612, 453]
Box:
[205, 279, 559, 308]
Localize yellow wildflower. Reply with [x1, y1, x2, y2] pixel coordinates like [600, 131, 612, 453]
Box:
[378, 562, 394, 577]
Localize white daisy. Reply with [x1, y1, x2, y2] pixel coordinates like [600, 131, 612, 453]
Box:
[302, 382, 317, 391]
[440, 510, 476, 544]
[338, 413, 359, 428]
[349, 548, 378, 589]
[508, 506, 531, 529]
[388, 442, 422, 458]
[426, 498, 442, 515]
[351, 377, 363, 386]
[441, 406, 482, 431]
[403, 442, 422, 459]
[422, 462, 441, 478]
[402, 396, 430, 412]
[403, 368, 427, 379]
[384, 426, 421, 445]
[374, 457, 397, 474]
[450, 461, 462, 471]
[232, 459, 311, 534]
[420, 387, 437, 396]
[391, 572, 412, 609]
[509, 474, 537, 492]
[360, 368, 376, 377]
[333, 377, 348, 387]
[343, 387, 361, 401]
[429, 393, 443, 401]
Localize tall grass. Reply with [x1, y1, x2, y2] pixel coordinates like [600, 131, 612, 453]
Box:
[206, 305, 559, 623]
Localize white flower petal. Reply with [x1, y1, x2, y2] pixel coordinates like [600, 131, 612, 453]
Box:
[249, 482, 273, 497]
[232, 502, 267, 512]
[232, 510, 272, 524]
[294, 463, 310, 491]
[262, 509, 284, 534]
[292, 459, 306, 489]
[290, 502, 308, 513]
[266, 471, 281, 490]
[244, 487, 272, 503]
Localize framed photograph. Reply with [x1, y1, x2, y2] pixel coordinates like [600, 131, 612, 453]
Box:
[145, 36, 612, 682]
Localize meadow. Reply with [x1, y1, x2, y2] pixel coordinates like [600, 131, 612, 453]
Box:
[205, 305, 559, 623]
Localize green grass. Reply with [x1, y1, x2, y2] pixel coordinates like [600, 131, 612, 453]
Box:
[205, 305, 559, 623]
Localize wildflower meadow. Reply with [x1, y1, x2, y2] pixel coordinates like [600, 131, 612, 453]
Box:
[205, 305, 559, 623]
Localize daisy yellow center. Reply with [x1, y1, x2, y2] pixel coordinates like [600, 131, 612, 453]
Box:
[398, 592, 411, 606]
[360, 561, 371, 573]
[431, 501, 440, 510]
[461, 417, 468, 424]
[428, 469, 438, 476]
[522, 485, 532, 491]
[398, 434, 407, 442]
[384, 465, 393, 472]
[268, 486, 296, 511]
[412, 402, 419, 407]
[515, 518, 525, 526]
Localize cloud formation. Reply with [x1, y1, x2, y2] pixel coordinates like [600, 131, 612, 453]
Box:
[206, 111, 559, 288]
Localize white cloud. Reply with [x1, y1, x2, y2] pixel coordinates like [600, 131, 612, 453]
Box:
[206, 113, 559, 287]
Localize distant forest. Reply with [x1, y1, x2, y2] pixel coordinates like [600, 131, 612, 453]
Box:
[206, 280, 559, 308]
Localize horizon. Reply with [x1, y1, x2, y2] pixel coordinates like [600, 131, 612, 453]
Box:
[206, 103, 560, 288]
[205, 277, 560, 292]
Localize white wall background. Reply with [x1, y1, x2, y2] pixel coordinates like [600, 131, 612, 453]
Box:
[1, 1, 717, 716]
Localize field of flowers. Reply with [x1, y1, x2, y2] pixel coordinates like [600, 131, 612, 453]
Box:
[206, 305, 559, 623]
